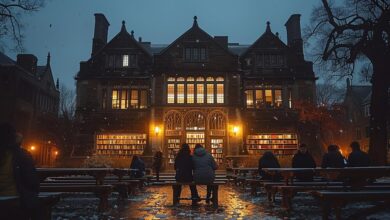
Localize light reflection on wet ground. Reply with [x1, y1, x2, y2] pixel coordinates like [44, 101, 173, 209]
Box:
[113, 185, 282, 219]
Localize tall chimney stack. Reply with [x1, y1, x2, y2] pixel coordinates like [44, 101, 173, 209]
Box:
[17, 54, 37, 75]
[285, 14, 303, 58]
[92, 13, 110, 56]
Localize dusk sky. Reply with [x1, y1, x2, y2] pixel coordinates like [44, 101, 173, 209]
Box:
[5, 0, 319, 90]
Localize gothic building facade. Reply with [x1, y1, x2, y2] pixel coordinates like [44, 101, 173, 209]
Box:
[75, 14, 317, 168]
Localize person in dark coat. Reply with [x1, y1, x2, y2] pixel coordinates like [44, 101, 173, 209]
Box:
[292, 144, 316, 181]
[321, 145, 346, 168]
[258, 151, 281, 181]
[347, 141, 370, 167]
[192, 144, 217, 204]
[130, 155, 146, 178]
[174, 143, 200, 205]
[152, 151, 163, 181]
[0, 123, 40, 220]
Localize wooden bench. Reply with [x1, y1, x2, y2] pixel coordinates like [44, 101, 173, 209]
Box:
[0, 193, 61, 220]
[168, 181, 225, 208]
[312, 190, 390, 220]
[277, 184, 390, 210]
[39, 184, 113, 211]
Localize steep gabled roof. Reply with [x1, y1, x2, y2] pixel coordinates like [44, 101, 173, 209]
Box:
[242, 21, 288, 57]
[89, 21, 152, 61]
[157, 16, 236, 57]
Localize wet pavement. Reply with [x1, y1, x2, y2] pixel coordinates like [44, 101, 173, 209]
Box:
[52, 184, 390, 219]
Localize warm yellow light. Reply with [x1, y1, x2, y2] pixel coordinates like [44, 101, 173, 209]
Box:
[233, 126, 239, 135]
[30, 146, 36, 151]
[154, 126, 161, 135]
[54, 151, 59, 156]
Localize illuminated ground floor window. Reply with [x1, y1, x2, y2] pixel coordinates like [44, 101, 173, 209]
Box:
[95, 133, 147, 156]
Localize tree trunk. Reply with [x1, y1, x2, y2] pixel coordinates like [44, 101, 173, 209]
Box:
[368, 60, 388, 165]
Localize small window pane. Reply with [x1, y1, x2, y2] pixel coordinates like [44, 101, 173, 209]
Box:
[120, 90, 128, 109]
[196, 77, 204, 81]
[207, 84, 214, 103]
[140, 90, 147, 109]
[216, 77, 224, 82]
[197, 84, 204, 103]
[177, 84, 185, 103]
[275, 90, 282, 107]
[206, 77, 214, 82]
[187, 77, 194, 81]
[167, 84, 175, 104]
[122, 55, 129, 67]
[193, 48, 199, 61]
[112, 90, 120, 109]
[130, 90, 138, 108]
[217, 84, 224, 104]
[265, 89, 273, 107]
[246, 90, 254, 108]
[177, 77, 185, 82]
[185, 48, 191, 61]
[187, 84, 194, 104]
[167, 77, 175, 82]
[200, 48, 207, 60]
[256, 54, 263, 66]
[255, 90, 263, 108]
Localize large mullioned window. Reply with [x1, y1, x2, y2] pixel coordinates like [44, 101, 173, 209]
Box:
[111, 88, 148, 109]
[245, 87, 284, 109]
[166, 76, 224, 104]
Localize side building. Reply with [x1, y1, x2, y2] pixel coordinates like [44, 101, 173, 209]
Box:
[0, 52, 60, 166]
[75, 14, 318, 168]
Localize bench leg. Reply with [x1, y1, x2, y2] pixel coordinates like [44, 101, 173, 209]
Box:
[212, 185, 219, 208]
[97, 190, 110, 212]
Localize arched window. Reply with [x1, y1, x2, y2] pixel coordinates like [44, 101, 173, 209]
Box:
[165, 111, 182, 131]
[185, 111, 205, 130]
[209, 112, 226, 130]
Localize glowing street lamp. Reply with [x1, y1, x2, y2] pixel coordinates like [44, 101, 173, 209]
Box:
[30, 146, 36, 151]
[233, 126, 239, 136]
[154, 126, 161, 136]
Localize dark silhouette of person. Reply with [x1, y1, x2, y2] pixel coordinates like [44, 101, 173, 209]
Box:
[258, 151, 281, 181]
[130, 155, 146, 178]
[321, 145, 346, 168]
[347, 141, 370, 167]
[0, 123, 40, 219]
[192, 144, 217, 205]
[292, 144, 317, 181]
[152, 150, 163, 181]
[174, 143, 200, 205]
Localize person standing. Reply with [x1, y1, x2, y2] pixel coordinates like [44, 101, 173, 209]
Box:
[0, 123, 40, 219]
[347, 141, 370, 167]
[258, 151, 281, 181]
[130, 155, 146, 178]
[292, 144, 317, 181]
[153, 151, 163, 181]
[321, 145, 346, 168]
[174, 143, 200, 205]
[192, 144, 218, 204]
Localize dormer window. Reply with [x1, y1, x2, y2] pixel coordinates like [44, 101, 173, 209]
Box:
[123, 55, 129, 67]
[184, 48, 208, 62]
[256, 53, 285, 67]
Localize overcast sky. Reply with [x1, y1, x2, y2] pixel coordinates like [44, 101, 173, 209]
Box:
[5, 0, 320, 90]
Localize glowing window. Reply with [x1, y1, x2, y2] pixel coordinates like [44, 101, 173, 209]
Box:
[122, 55, 129, 67]
[245, 90, 254, 108]
[206, 77, 214, 82]
[167, 84, 175, 104]
[130, 90, 138, 108]
[265, 89, 273, 107]
[216, 77, 224, 82]
[196, 77, 204, 81]
[197, 84, 204, 103]
[207, 84, 214, 103]
[255, 90, 263, 108]
[177, 77, 185, 82]
[187, 77, 194, 81]
[187, 84, 194, 104]
[120, 90, 128, 109]
[167, 77, 175, 82]
[289, 89, 292, 108]
[216, 84, 224, 104]
[112, 90, 120, 109]
[140, 90, 147, 109]
[177, 84, 185, 103]
[275, 90, 282, 107]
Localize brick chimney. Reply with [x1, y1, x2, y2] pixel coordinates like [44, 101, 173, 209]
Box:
[92, 13, 110, 56]
[16, 54, 37, 75]
[285, 14, 303, 58]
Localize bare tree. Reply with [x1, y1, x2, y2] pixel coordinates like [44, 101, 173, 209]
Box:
[317, 80, 345, 107]
[59, 84, 75, 119]
[306, 0, 390, 165]
[0, 0, 45, 52]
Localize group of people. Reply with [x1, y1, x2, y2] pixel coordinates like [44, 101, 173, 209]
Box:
[258, 141, 371, 181]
